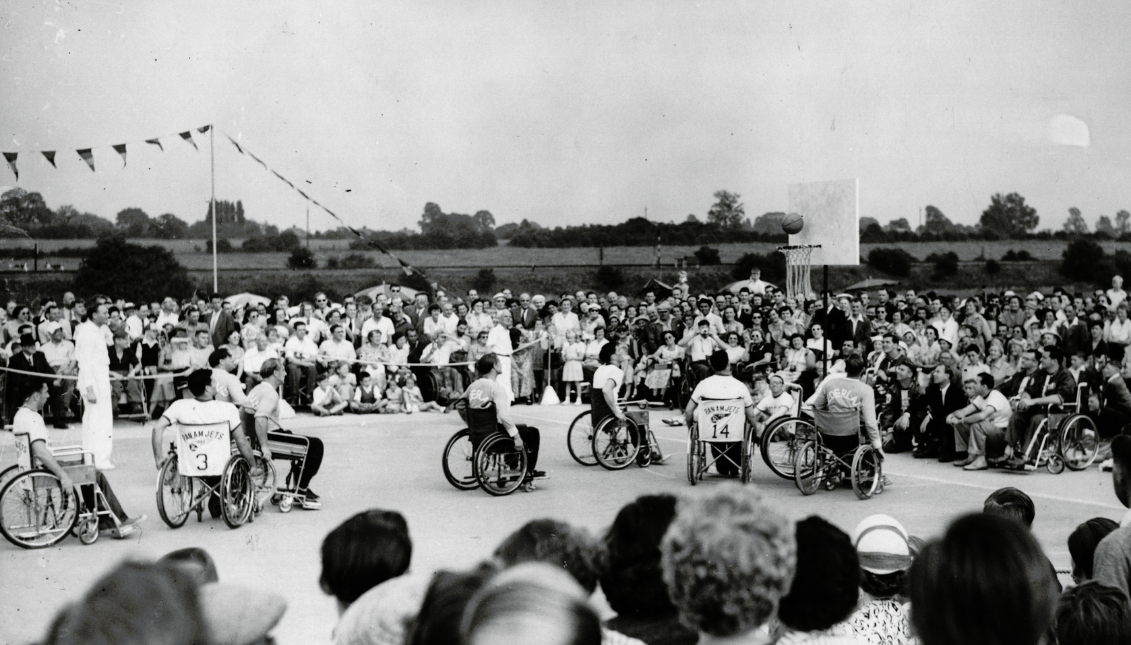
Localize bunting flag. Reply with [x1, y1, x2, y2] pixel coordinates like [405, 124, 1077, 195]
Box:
[42, 151, 56, 168]
[197, 125, 211, 134]
[179, 131, 198, 150]
[221, 131, 448, 292]
[112, 144, 127, 167]
[76, 149, 95, 172]
[2, 153, 17, 180]
[145, 138, 164, 152]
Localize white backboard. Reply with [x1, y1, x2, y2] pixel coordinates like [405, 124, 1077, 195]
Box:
[787, 178, 860, 266]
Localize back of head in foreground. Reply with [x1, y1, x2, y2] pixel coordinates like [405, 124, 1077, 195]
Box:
[460, 563, 602, 645]
[908, 513, 1059, 645]
[320, 508, 412, 611]
[661, 483, 796, 639]
[776, 516, 860, 634]
[1056, 581, 1131, 645]
[493, 518, 603, 595]
[600, 494, 679, 618]
[983, 486, 1036, 529]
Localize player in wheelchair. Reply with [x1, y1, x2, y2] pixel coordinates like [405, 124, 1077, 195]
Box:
[446, 353, 545, 494]
[795, 354, 886, 499]
[1, 379, 144, 548]
[993, 345, 1080, 471]
[684, 350, 760, 481]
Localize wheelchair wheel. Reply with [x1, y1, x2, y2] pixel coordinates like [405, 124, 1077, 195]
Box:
[593, 417, 641, 471]
[1059, 414, 1099, 471]
[220, 457, 255, 529]
[567, 412, 598, 466]
[687, 426, 700, 485]
[851, 446, 883, 500]
[761, 417, 817, 480]
[475, 434, 528, 496]
[77, 517, 99, 545]
[1047, 454, 1066, 474]
[793, 441, 822, 496]
[0, 470, 79, 549]
[0, 464, 18, 493]
[740, 426, 753, 484]
[278, 496, 293, 513]
[442, 429, 479, 490]
[156, 456, 195, 529]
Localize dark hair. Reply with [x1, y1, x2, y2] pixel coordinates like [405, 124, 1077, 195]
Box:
[207, 347, 230, 368]
[319, 509, 412, 607]
[983, 487, 1036, 529]
[908, 513, 1058, 645]
[260, 358, 282, 379]
[407, 564, 497, 645]
[1056, 581, 1131, 645]
[844, 354, 867, 378]
[44, 561, 204, 645]
[708, 350, 729, 372]
[600, 495, 678, 617]
[1068, 518, 1120, 581]
[157, 547, 219, 587]
[777, 516, 860, 632]
[186, 369, 213, 397]
[860, 569, 905, 600]
[598, 342, 617, 365]
[476, 353, 497, 376]
[493, 519, 604, 594]
[976, 372, 995, 390]
[17, 378, 48, 404]
[1112, 434, 1131, 476]
[1042, 345, 1063, 363]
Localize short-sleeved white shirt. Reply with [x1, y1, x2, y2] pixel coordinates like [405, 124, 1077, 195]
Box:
[13, 407, 49, 469]
[755, 390, 795, 421]
[211, 368, 248, 406]
[691, 374, 754, 407]
[162, 398, 243, 431]
[593, 364, 624, 393]
[975, 389, 1012, 428]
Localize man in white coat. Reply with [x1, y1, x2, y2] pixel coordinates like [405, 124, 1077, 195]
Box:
[486, 310, 515, 403]
[75, 301, 114, 469]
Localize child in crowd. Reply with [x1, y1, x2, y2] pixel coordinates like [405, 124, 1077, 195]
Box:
[329, 361, 356, 402]
[561, 330, 586, 405]
[350, 373, 384, 414]
[312, 371, 348, 416]
[402, 373, 442, 414]
[384, 375, 404, 414]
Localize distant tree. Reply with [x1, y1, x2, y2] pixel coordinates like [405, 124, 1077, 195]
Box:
[152, 213, 189, 239]
[0, 188, 51, 230]
[595, 265, 624, 290]
[694, 246, 721, 266]
[860, 222, 888, 243]
[1118, 210, 1131, 235]
[685, 214, 700, 224]
[73, 238, 193, 301]
[1061, 239, 1105, 283]
[116, 208, 152, 237]
[1063, 207, 1088, 234]
[472, 268, 496, 294]
[1002, 249, 1034, 262]
[985, 259, 1001, 276]
[867, 248, 916, 277]
[928, 251, 959, 280]
[707, 190, 745, 229]
[859, 217, 880, 232]
[979, 193, 1039, 237]
[287, 247, 317, 269]
[732, 252, 787, 283]
[751, 212, 786, 234]
[921, 205, 956, 236]
[206, 238, 233, 253]
[886, 217, 912, 233]
[1096, 215, 1116, 237]
[338, 253, 376, 269]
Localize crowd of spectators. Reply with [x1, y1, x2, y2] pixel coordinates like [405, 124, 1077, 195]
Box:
[33, 454, 1131, 644]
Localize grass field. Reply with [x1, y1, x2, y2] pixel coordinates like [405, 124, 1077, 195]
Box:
[3, 238, 1130, 272]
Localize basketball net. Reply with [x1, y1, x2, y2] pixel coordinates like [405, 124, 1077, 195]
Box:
[777, 245, 820, 301]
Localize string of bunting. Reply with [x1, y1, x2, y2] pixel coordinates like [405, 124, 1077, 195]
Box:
[219, 132, 445, 292]
[1, 126, 212, 179]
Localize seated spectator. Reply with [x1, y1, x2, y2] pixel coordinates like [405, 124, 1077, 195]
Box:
[402, 372, 443, 413]
[460, 563, 603, 645]
[1055, 581, 1131, 645]
[350, 372, 385, 414]
[774, 516, 864, 644]
[406, 563, 498, 645]
[1069, 518, 1120, 584]
[908, 513, 1059, 645]
[599, 494, 698, 645]
[844, 514, 916, 644]
[312, 371, 347, 416]
[1095, 434, 1131, 597]
[947, 373, 1011, 470]
[661, 483, 796, 643]
[320, 509, 412, 614]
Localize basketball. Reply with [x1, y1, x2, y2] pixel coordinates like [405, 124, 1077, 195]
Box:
[781, 212, 804, 234]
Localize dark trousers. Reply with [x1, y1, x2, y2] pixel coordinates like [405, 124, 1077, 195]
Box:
[269, 430, 324, 491]
[83, 472, 129, 530]
[516, 425, 540, 472]
[711, 443, 742, 476]
[1099, 407, 1131, 439]
[1006, 411, 1043, 456]
[689, 361, 712, 383]
[917, 416, 956, 455]
[286, 364, 317, 402]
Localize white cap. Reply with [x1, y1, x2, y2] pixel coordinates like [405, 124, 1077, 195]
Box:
[852, 514, 912, 575]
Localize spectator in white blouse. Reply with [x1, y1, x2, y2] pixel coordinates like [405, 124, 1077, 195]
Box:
[1105, 303, 1131, 348]
[1107, 275, 1127, 311]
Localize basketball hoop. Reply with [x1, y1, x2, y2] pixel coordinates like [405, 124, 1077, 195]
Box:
[777, 244, 820, 300]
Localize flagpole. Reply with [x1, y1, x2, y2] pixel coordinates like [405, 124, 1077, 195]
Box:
[211, 124, 218, 292]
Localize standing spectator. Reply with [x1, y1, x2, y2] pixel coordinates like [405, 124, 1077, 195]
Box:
[75, 301, 114, 469]
[486, 310, 516, 403]
[207, 293, 238, 349]
[1094, 434, 1131, 597]
[1108, 275, 1128, 311]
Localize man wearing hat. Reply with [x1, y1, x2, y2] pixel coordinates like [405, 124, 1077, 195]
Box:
[846, 515, 916, 641]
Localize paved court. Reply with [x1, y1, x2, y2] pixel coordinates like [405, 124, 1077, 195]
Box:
[0, 404, 1125, 645]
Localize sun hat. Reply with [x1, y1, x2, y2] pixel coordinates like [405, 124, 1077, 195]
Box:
[852, 514, 912, 575]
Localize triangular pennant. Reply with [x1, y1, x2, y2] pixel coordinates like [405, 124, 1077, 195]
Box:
[179, 131, 198, 150]
[145, 138, 164, 152]
[197, 125, 211, 134]
[41, 151, 56, 168]
[76, 148, 95, 172]
[2, 153, 17, 180]
[112, 144, 127, 167]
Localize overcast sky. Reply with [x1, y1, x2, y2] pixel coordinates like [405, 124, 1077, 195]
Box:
[2, 1, 1129, 234]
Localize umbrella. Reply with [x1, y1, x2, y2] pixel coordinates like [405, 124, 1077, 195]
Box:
[355, 283, 418, 303]
[844, 278, 900, 292]
[225, 292, 271, 310]
[638, 278, 673, 298]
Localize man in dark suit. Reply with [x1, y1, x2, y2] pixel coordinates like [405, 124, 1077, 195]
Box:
[846, 298, 873, 355]
[1059, 303, 1091, 359]
[1099, 358, 1131, 439]
[909, 364, 968, 461]
[511, 293, 539, 330]
[811, 294, 851, 350]
[208, 294, 238, 349]
[7, 333, 59, 425]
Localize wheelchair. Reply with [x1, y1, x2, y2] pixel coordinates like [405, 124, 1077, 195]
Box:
[155, 421, 261, 530]
[442, 404, 532, 496]
[0, 436, 125, 548]
[792, 408, 884, 500]
[239, 411, 309, 513]
[567, 402, 661, 468]
[759, 384, 817, 480]
[687, 398, 755, 485]
[1008, 383, 1099, 474]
